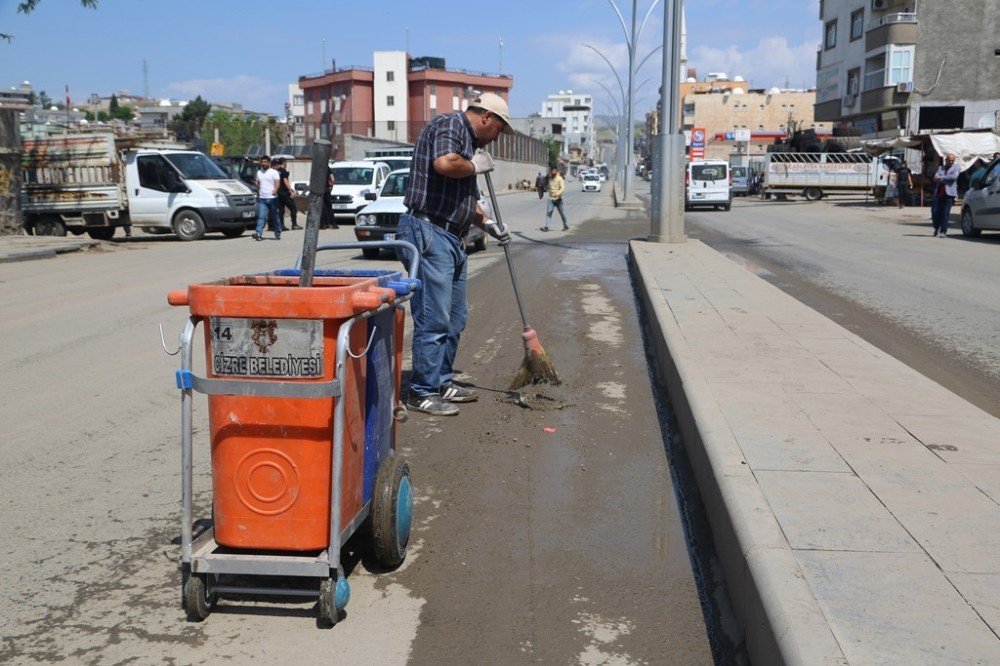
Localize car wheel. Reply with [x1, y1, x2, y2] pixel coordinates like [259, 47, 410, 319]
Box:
[961, 208, 982, 237]
[803, 188, 823, 201]
[32, 215, 67, 237]
[87, 227, 116, 241]
[723, 203, 732, 211]
[173, 210, 206, 241]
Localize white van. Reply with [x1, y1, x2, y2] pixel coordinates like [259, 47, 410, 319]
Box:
[685, 160, 731, 211]
[329, 161, 390, 221]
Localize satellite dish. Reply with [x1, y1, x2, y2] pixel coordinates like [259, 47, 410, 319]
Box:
[733, 75, 745, 82]
[732, 88, 746, 95]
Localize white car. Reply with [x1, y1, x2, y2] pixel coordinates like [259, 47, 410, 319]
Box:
[582, 173, 602, 192]
[355, 169, 489, 259]
[329, 160, 390, 221]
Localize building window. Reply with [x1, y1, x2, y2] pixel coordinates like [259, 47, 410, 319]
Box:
[825, 20, 837, 50]
[734, 103, 740, 111]
[757, 124, 764, 131]
[387, 120, 396, 130]
[293, 95, 304, 105]
[430, 84, 436, 95]
[850, 9, 864, 41]
[387, 71, 395, 82]
[453, 86, 460, 97]
[742, 104, 747, 111]
[847, 67, 861, 95]
[306, 100, 314, 114]
[387, 96, 395, 106]
[864, 53, 886, 90]
[888, 45, 915, 84]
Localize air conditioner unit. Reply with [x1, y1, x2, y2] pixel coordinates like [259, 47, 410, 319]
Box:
[843, 94, 856, 106]
[871, 0, 887, 9]
[896, 81, 914, 93]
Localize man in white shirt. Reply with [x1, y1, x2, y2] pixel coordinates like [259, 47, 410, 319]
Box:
[252, 155, 281, 241]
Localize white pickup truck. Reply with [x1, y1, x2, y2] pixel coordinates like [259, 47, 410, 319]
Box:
[21, 134, 257, 240]
[761, 152, 898, 201]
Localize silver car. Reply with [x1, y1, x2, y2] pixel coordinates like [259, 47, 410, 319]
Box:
[961, 158, 1000, 237]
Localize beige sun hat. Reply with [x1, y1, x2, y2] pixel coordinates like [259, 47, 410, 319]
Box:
[468, 92, 515, 134]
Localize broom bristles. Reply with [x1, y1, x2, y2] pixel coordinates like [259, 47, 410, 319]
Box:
[509, 327, 560, 390]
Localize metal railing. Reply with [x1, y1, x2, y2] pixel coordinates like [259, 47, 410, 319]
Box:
[870, 12, 917, 29]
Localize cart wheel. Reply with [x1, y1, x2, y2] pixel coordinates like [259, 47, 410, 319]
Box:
[318, 576, 351, 626]
[371, 455, 412, 568]
[183, 572, 216, 622]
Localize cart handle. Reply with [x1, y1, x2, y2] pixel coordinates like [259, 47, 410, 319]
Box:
[293, 240, 420, 280]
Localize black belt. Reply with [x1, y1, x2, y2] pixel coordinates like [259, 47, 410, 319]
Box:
[407, 210, 467, 240]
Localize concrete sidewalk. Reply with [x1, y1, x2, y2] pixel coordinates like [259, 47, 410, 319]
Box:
[631, 239, 1000, 664]
[0, 235, 100, 263]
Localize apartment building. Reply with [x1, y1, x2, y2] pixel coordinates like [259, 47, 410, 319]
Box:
[815, 0, 1000, 137]
[298, 51, 513, 158]
[286, 84, 305, 145]
[540, 91, 595, 157]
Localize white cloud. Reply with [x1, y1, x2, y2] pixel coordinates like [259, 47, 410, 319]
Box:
[163, 75, 285, 112]
[689, 36, 819, 89]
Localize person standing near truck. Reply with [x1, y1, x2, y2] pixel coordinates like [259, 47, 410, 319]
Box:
[932, 153, 960, 237]
[895, 161, 914, 208]
[252, 155, 281, 241]
[396, 93, 513, 416]
[274, 158, 300, 230]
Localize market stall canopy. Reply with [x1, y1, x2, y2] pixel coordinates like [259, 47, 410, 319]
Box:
[928, 132, 1000, 171]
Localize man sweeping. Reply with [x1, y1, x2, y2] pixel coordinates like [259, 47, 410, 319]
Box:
[395, 93, 513, 416]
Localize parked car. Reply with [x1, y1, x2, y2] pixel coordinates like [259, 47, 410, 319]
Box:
[730, 165, 749, 196]
[961, 157, 1000, 237]
[364, 156, 412, 174]
[582, 173, 602, 192]
[354, 169, 489, 258]
[685, 160, 731, 211]
[329, 161, 390, 222]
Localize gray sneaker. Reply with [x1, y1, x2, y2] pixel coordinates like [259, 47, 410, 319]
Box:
[441, 384, 479, 403]
[406, 393, 459, 416]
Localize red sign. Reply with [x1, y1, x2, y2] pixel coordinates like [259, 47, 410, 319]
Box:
[689, 126, 706, 161]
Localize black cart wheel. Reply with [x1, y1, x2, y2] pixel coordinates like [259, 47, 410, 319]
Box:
[221, 227, 245, 239]
[370, 455, 412, 568]
[362, 247, 381, 259]
[183, 572, 216, 622]
[318, 576, 350, 627]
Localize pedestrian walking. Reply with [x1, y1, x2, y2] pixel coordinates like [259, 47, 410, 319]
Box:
[883, 170, 898, 206]
[932, 153, 960, 237]
[534, 171, 547, 199]
[274, 158, 299, 230]
[541, 166, 568, 231]
[252, 155, 281, 241]
[395, 93, 512, 416]
[895, 161, 914, 208]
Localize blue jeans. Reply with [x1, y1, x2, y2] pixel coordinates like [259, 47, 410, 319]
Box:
[932, 195, 954, 234]
[394, 214, 468, 397]
[545, 198, 567, 228]
[255, 198, 279, 237]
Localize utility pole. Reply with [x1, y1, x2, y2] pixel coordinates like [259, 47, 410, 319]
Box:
[650, 0, 686, 243]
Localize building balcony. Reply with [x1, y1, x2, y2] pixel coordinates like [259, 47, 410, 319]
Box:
[814, 98, 842, 122]
[866, 13, 917, 50]
[860, 85, 910, 114]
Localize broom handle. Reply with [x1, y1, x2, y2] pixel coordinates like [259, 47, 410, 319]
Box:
[483, 171, 529, 330]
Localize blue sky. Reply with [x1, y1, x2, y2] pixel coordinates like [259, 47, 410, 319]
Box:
[0, 0, 820, 117]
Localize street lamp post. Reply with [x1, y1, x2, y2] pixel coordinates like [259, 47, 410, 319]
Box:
[650, 0, 685, 243]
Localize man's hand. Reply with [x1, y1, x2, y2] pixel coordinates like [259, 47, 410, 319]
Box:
[471, 151, 495, 175]
[484, 219, 511, 246]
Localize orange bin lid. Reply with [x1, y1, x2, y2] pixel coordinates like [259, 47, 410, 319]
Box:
[167, 275, 395, 318]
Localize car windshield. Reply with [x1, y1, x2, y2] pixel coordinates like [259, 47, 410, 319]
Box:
[584, 174, 600, 181]
[164, 153, 229, 180]
[380, 172, 409, 197]
[332, 167, 374, 185]
[731, 167, 747, 178]
[379, 159, 411, 172]
[692, 165, 727, 181]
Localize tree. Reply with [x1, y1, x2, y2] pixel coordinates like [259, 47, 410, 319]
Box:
[2, 0, 97, 42]
[169, 95, 212, 140]
[201, 111, 287, 156]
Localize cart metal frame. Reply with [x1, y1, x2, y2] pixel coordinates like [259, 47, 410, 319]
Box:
[177, 241, 418, 615]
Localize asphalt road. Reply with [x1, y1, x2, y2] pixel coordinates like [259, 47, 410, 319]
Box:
[0, 188, 721, 663]
[685, 195, 1000, 419]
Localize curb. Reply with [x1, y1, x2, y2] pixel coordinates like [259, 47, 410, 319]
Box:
[0, 239, 99, 264]
[629, 240, 848, 665]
